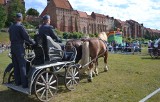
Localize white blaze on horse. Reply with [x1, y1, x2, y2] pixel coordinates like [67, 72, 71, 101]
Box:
[81, 32, 108, 82]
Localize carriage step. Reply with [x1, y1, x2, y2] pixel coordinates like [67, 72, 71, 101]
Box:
[4, 83, 30, 94]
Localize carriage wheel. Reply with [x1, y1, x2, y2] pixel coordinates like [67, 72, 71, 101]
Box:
[34, 70, 58, 102]
[65, 65, 80, 91]
[8, 70, 15, 84]
[150, 51, 159, 58]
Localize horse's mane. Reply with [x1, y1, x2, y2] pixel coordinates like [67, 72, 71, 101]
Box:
[98, 32, 108, 41]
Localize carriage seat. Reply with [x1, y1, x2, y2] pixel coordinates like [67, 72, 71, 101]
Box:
[45, 36, 63, 62]
[33, 34, 63, 64]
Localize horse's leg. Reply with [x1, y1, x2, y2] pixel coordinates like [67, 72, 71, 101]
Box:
[88, 62, 94, 82]
[94, 58, 98, 76]
[104, 51, 109, 72]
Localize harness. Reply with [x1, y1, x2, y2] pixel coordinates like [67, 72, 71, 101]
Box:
[98, 38, 108, 48]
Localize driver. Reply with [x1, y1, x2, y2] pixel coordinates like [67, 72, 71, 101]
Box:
[9, 13, 35, 88]
[38, 15, 61, 43]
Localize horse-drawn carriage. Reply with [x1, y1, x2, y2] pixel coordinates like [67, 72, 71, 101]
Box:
[2, 32, 109, 102]
[2, 35, 81, 102]
[149, 38, 160, 58]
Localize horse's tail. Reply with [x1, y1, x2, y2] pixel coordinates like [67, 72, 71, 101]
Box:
[79, 41, 90, 74]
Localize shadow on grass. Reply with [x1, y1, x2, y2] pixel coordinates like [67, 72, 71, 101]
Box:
[141, 56, 160, 60]
[0, 89, 39, 102]
[0, 68, 107, 102]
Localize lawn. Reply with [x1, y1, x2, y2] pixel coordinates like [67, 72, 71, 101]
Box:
[0, 48, 160, 102]
[0, 32, 9, 44]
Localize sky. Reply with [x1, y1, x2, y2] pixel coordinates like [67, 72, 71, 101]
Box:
[25, 0, 160, 30]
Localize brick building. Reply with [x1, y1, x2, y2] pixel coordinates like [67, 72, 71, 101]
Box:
[40, 0, 114, 34]
[0, 0, 4, 4]
[2, 0, 158, 38]
[115, 19, 147, 38]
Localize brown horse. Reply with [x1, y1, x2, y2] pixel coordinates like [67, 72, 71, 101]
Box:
[65, 32, 108, 82]
[81, 32, 108, 82]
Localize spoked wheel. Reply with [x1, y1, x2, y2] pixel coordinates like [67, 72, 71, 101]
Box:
[150, 51, 159, 58]
[65, 65, 80, 91]
[34, 70, 58, 102]
[8, 70, 15, 84]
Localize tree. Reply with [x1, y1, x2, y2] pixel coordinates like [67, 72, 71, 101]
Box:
[6, 0, 25, 26]
[26, 8, 39, 16]
[0, 5, 7, 29]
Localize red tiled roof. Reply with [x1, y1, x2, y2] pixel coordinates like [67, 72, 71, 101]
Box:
[53, 0, 73, 10]
[129, 19, 138, 23]
[40, 5, 48, 17]
[151, 29, 160, 33]
[146, 28, 153, 33]
[94, 12, 106, 18]
[116, 19, 125, 25]
[73, 10, 78, 15]
[77, 11, 88, 18]
[88, 15, 94, 19]
[0, 0, 4, 4]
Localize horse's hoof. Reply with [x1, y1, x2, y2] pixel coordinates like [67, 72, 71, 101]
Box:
[92, 74, 96, 77]
[104, 69, 108, 72]
[88, 78, 92, 82]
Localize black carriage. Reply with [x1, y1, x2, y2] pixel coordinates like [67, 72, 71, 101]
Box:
[2, 35, 81, 102]
[149, 39, 160, 58]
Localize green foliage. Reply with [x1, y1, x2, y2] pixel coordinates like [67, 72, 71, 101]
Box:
[95, 33, 98, 37]
[26, 8, 39, 16]
[23, 21, 35, 29]
[0, 32, 9, 43]
[6, 0, 25, 26]
[144, 32, 151, 40]
[72, 32, 83, 39]
[89, 33, 95, 37]
[125, 37, 133, 42]
[28, 21, 39, 28]
[0, 5, 7, 29]
[55, 29, 63, 38]
[62, 32, 83, 39]
[63, 32, 69, 39]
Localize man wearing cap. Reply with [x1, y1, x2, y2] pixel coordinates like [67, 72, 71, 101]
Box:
[9, 13, 35, 88]
[39, 15, 61, 43]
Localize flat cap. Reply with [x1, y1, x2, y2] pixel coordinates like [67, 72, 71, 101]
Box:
[16, 13, 23, 18]
[43, 15, 50, 20]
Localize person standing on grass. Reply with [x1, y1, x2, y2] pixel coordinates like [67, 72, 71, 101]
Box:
[8, 13, 35, 88]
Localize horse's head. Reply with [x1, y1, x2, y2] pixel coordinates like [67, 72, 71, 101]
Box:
[65, 39, 83, 51]
[98, 32, 108, 42]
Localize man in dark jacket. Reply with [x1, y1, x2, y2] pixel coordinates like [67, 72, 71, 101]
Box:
[9, 13, 35, 88]
[39, 15, 61, 43]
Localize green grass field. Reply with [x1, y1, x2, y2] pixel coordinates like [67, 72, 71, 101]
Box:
[0, 32, 9, 44]
[0, 49, 160, 102]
